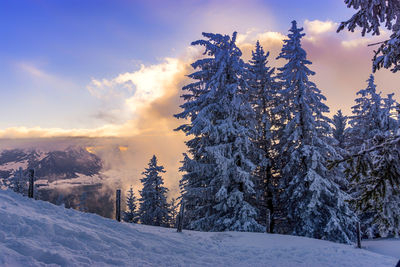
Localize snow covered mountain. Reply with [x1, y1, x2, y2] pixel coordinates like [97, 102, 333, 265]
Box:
[0, 147, 117, 218]
[0, 189, 398, 266]
[0, 147, 102, 183]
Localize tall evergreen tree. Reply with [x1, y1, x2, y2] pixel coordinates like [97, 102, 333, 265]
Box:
[347, 75, 384, 151]
[175, 32, 263, 232]
[346, 76, 400, 238]
[245, 41, 277, 231]
[275, 21, 356, 243]
[139, 155, 170, 227]
[331, 110, 350, 192]
[124, 186, 139, 223]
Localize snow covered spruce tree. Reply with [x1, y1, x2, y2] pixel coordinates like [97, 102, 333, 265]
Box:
[330, 110, 351, 192]
[345, 75, 400, 237]
[244, 41, 278, 231]
[124, 186, 139, 223]
[175, 32, 263, 232]
[347, 75, 386, 151]
[338, 0, 400, 73]
[345, 135, 400, 238]
[138, 155, 170, 227]
[274, 21, 356, 243]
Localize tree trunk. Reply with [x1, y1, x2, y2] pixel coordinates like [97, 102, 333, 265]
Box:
[116, 189, 121, 222]
[28, 169, 34, 199]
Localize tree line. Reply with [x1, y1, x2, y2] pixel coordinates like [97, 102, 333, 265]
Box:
[173, 20, 400, 244]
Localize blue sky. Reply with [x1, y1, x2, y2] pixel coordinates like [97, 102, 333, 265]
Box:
[0, 0, 395, 134]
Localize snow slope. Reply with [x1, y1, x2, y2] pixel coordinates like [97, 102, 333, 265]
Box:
[0, 190, 398, 267]
[364, 239, 400, 259]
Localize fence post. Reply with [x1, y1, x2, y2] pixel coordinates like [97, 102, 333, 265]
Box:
[116, 189, 121, 222]
[356, 221, 361, 248]
[266, 209, 271, 233]
[28, 169, 34, 198]
[177, 201, 185, 232]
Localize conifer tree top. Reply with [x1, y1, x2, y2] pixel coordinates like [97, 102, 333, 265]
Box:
[277, 20, 315, 82]
[278, 21, 306, 58]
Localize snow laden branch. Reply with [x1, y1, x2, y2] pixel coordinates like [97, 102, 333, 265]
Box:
[338, 0, 400, 72]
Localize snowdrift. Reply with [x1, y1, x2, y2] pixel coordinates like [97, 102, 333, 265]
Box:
[0, 190, 398, 267]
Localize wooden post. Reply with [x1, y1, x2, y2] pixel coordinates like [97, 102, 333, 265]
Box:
[177, 201, 185, 232]
[116, 189, 121, 222]
[356, 221, 361, 248]
[28, 169, 34, 198]
[266, 209, 271, 233]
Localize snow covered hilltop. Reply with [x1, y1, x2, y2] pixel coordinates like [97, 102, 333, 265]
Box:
[0, 190, 398, 267]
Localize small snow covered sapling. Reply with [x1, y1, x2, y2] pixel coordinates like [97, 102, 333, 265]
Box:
[123, 186, 139, 223]
[138, 155, 170, 227]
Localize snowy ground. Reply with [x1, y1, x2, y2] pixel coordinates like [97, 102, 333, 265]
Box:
[0, 190, 398, 267]
[363, 238, 400, 259]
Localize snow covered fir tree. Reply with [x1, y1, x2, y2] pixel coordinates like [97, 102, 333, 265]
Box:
[330, 110, 350, 191]
[347, 75, 386, 152]
[272, 20, 357, 243]
[175, 32, 264, 232]
[343, 75, 400, 238]
[124, 186, 139, 223]
[244, 40, 278, 231]
[138, 155, 170, 227]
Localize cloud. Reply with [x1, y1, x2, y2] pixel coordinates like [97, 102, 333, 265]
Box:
[341, 38, 371, 48]
[120, 58, 184, 116]
[18, 62, 49, 78]
[87, 57, 188, 126]
[0, 126, 122, 138]
[16, 62, 77, 93]
[304, 19, 337, 35]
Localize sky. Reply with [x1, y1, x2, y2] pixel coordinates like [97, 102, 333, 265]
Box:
[1, 0, 398, 133]
[1, 0, 400, 195]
